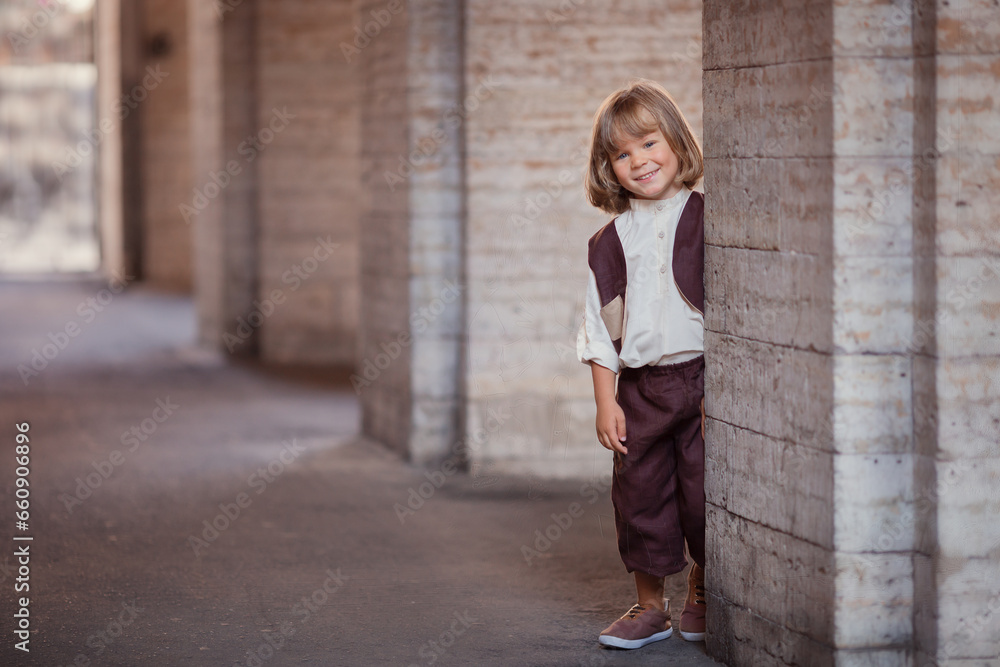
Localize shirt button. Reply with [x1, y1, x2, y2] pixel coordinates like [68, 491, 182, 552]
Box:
[658, 231, 665, 239]
[656, 203, 664, 211]
[660, 265, 667, 274]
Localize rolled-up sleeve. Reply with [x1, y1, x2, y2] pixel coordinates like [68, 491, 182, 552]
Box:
[576, 268, 620, 373]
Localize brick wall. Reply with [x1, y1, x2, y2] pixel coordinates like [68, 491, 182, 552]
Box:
[462, 0, 704, 477]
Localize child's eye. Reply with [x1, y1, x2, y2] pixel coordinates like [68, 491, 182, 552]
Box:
[644, 141, 655, 148]
[616, 152, 628, 160]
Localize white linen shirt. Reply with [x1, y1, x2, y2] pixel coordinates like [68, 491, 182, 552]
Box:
[576, 186, 705, 373]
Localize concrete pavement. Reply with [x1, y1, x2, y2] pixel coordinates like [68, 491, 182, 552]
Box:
[0, 282, 720, 666]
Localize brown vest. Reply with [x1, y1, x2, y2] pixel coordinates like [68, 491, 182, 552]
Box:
[587, 191, 705, 355]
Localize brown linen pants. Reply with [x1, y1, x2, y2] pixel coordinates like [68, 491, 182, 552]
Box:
[612, 354, 706, 578]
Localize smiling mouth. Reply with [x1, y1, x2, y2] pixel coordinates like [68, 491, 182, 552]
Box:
[636, 169, 659, 182]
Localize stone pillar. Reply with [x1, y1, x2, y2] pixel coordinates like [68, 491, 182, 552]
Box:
[96, 0, 125, 276]
[357, 0, 465, 463]
[918, 3, 1000, 664]
[704, 1, 999, 664]
[702, 1, 837, 662]
[141, 0, 193, 291]
[254, 0, 360, 366]
[187, 0, 259, 354]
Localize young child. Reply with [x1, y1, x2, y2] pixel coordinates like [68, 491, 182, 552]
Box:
[576, 79, 707, 649]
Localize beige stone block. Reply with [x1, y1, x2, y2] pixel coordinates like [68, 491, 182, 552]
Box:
[466, 278, 584, 340]
[706, 61, 836, 160]
[707, 331, 835, 448]
[833, 649, 911, 667]
[410, 336, 461, 401]
[935, 256, 1000, 357]
[833, 452, 914, 553]
[760, 60, 837, 158]
[463, 393, 597, 476]
[832, 0, 916, 58]
[466, 332, 577, 399]
[705, 156, 833, 254]
[708, 593, 835, 667]
[936, 556, 1000, 660]
[936, 456, 1000, 558]
[834, 551, 913, 647]
[708, 246, 834, 352]
[936, 153, 1000, 257]
[936, 358, 1000, 460]
[410, 396, 461, 464]
[465, 5, 699, 89]
[832, 354, 912, 454]
[710, 420, 834, 548]
[833, 256, 914, 353]
[703, 0, 832, 70]
[937, 1, 1000, 55]
[833, 157, 915, 257]
[937, 54, 1000, 155]
[708, 506, 836, 644]
[833, 57, 914, 158]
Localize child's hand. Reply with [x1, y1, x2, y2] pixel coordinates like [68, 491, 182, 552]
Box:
[596, 400, 628, 455]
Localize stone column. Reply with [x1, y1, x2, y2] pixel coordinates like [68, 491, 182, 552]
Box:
[96, 0, 125, 276]
[704, 1, 999, 664]
[702, 1, 837, 662]
[918, 2, 1000, 665]
[356, 0, 465, 463]
[140, 0, 193, 291]
[254, 0, 360, 366]
[186, 0, 259, 354]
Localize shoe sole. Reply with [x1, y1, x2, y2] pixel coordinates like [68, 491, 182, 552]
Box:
[680, 629, 705, 641]
[599, 628, 672, 649]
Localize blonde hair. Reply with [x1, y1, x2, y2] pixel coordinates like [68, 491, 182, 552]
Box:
[585, 79, 703, 215]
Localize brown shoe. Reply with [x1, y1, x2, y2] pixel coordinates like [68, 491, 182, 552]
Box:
[598, 603, 672, 649]
[680, 563, 706, 641]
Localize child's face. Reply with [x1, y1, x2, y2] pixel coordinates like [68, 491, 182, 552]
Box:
[609, 129, 682, 201]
